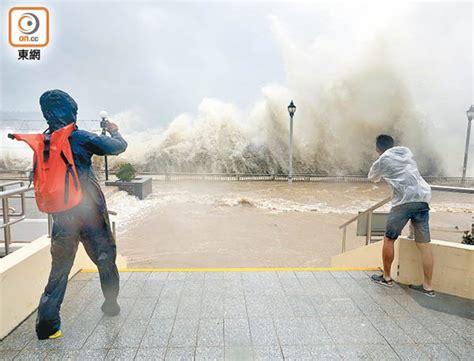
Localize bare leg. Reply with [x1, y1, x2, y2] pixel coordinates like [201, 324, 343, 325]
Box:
[415, 242, 434, 290]
[382, 236, 395, 280]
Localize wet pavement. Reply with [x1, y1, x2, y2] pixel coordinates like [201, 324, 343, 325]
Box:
[0, 270, 472, 360]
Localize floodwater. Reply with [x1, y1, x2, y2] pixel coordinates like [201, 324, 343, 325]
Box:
[107, 181, 474, 268]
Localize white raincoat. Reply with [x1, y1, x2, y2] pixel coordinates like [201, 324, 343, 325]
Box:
[368, 146, 431, 207]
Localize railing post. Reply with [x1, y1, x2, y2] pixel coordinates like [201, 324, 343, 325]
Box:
[366, 212, 373, 245]
[2, 197, 11, 255]
[47, 214, 53, 238]
[112, 221, 117, 240]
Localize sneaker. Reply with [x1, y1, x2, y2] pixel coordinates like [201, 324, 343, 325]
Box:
[409, 284, 435, 297]
[48, 330, 62, 339]
[370, 274, 394, 287]
[101, 300, 121, 316]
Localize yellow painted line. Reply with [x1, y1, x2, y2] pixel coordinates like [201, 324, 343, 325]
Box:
[80, 267, 379, 273]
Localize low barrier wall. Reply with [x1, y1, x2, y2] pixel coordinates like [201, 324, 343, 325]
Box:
[0, 235, 127, 340]
[331, 237, 473, 299]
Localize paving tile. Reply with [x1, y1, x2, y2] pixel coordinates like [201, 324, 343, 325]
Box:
[224, 319, 251, 346]
[204, 279, 227, 294]
[176, 296, 202, 319]
[167, 272, 187, 280]
[128, 298, 158, 320]
[195, 346, 225, 361]
[445, 342, 474, 359]
[321, 316, 385, 345]
[224, 296, 247, 318]
[165, 347, 195, 360]
[186, 272, 205, 281]
[112, 319, 149, 348]
[337, 344, 371, 360]
[314, 297, 363, 318]
[363, 344, 400, 360]
[253, 345, 284, 360]
[141, 280, 165, 298]
[204, 272, 225, 280]
[394, 317, 441, 344]
[245, 295, 271, 318]
[0, 321, 35, 351]
[276, 271, 296, 279]
[169, 318, 199, 347]
[3, 271, 473, 361]
[160, 281, 184, 298]
[72, 349, 108, 360]
[0, 350, 20, 361]
[418, 343, 460, 360]
[135, 347, 167, 360]
[392, 344, 430, 361]
[348, 271, 370, 280]
[182, 280, 205, 297]
[225, 346, 254, 360]
[224, 280, 244, 296]
[274, 318, 331, 346]
[307, 345, 341, 360]
[249, 318, 279, 346]
[416, 316, 469, 345]
[281, 345, 312, 359]
[279, 279, 305, 296]
[152, 297, 180, 319]
[312, 271, 335, 279]
[12, 348, 50, 360]
[148, 272, 169, 280]
[128, 272, 151, 281]
[265, 297, 294, 319]
[294, 271, 314, 279]
[119, 283, 146, 299]
[330, 271, 352, 279]
[141, 318, 174, 348]
[201, 294, 225, 318]
[82, 323, 121, 349]
[223, 272, 243, 280]
[105, 348, 138, 360]
[197, 319, 224, 347]
[368, 316, 414, 345]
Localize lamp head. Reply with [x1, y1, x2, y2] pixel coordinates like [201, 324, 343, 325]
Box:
[467, 105, 474, 121]
[99, 110, 108, 120]
[288, 100, 296, 117]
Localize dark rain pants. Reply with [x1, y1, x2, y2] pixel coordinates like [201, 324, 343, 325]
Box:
[36, 179, 119, 339]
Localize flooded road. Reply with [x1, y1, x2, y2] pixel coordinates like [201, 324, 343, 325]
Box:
[107, 181, 473, 268]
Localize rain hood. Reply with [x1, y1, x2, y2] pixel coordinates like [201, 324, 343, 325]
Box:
[40, 89, 78, 132]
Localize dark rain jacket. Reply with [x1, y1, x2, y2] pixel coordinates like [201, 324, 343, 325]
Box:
[40, 89, 128, 187]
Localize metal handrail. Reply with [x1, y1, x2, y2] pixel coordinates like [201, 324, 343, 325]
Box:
[1, 182, 118, 256]
[339, 185, 474, 253]
[0, 182, 29, 255]
[339, 197, 391, 229]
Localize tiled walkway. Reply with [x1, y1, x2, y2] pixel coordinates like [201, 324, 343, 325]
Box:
[1, 271, 472, 360]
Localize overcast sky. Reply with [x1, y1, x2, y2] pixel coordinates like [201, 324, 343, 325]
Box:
[0, 0, 294, 125]
[1, 1, 472, 131]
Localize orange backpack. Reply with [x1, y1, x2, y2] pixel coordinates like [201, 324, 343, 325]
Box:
[9, 123, 83, 213]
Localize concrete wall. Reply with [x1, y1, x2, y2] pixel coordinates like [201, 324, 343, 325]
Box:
[331, 237, 474, 300]
[0, 235, 127, 340]
[396, 239, 473, 299]
[331, 240, 399, 277]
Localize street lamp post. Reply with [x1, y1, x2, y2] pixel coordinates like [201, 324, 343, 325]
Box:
[287, 100, 296, 184]
[99, 110, 110, 181]
[462, 105, 474, 183]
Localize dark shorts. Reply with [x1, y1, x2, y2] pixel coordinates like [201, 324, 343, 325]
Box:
[385, 202, 431, 243]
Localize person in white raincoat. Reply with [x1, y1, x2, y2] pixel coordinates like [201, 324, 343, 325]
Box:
[368, 134, 435, 297]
